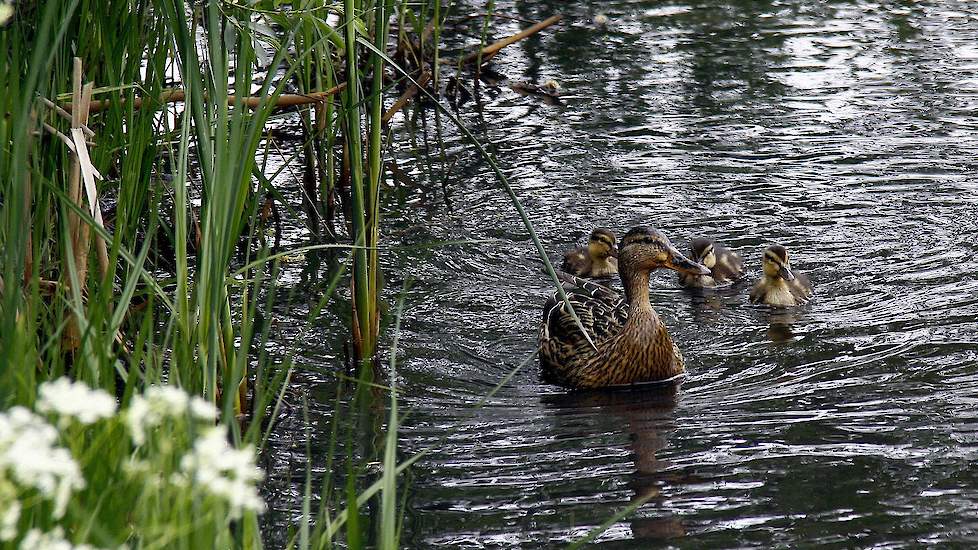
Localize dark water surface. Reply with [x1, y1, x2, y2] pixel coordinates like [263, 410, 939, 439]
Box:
[266, 1, 978, 547]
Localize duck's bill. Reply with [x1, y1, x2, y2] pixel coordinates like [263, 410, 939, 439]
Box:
[779, 265, 796, 280]
[610, 246, 619, 258]
[666, 248, 711, 276]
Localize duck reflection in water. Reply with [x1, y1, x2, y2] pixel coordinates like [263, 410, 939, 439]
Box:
[765, 308, 803, 342]
[541, 383, 687, 543]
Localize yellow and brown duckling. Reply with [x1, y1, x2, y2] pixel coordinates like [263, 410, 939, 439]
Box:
[540, 226, 711, 389]
[749, 244, 814, 306]
[678, 237, 745, 288]
[561, 228, 618, 278]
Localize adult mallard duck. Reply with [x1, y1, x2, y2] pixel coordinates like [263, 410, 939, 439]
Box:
[749, 244, 813, 306]
[562, 228, 618, 278]
[539, 226, 710, 389]
[679, 237, 745, 288]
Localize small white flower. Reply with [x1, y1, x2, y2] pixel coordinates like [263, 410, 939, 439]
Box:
[18, 527, 111, 550]
[189, 396, 218, 421]
[0, 500, 19, 541]
[0, 4, 12, 27]
[37, 378, 117, 426]
[0, 407, 84, 519]
[180, 426, 265, 518]
[126, 386, 213, 445]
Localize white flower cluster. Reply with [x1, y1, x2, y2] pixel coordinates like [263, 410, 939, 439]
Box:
[123, 386, 265, 518]
[0, 379, 266, 546]
[37, 378, 117, 426]
[0, 407, 84, 519]
[0, 4, 12, 26]
[19, 527, 111, 550]
[0, 499, 19, 541]
[180, 426, 265, 518]
[125, 385, 217, 445]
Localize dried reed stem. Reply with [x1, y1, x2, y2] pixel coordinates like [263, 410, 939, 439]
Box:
[72, 82, 348, 113]
[461, 14, 562, 65]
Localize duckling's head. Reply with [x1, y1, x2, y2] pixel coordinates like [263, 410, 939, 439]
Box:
[620, 227, 710, 276]
[690, 238, 716, 269]
[763, 244, 795, 280]
[587, 228, 618, 260]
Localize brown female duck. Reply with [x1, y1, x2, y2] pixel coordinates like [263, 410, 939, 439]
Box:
[678, 237, 745, 288]
[540, 226, 710, 389]
[562, 228, 618, 278]
[749, 244, 813, 306]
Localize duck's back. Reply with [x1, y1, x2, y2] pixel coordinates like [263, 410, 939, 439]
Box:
[540, 276, 625, 350]
[539, 275, 686, 388]
[539, 276, 627, 385]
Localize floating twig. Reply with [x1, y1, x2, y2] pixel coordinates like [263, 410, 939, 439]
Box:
[460, 14, 562, 66]
[382, 71, 431, 124]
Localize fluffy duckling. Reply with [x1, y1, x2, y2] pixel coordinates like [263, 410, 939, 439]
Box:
[561, 228, 618, 278]
[749, 244, 813, 306]
[679, 237, 745, 288]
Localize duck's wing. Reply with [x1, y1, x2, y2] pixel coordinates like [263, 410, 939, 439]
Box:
[789, 272, 814, 301]
[714, 246, 745, 281]
[561, 247, 591, 277]
[748, 279, 766, 303]
[540, 274, 627, 348]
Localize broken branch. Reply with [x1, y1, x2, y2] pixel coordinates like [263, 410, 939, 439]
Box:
[461, 14, 562, 66]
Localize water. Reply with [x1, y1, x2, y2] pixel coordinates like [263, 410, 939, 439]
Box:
[265, 1, 978, 547]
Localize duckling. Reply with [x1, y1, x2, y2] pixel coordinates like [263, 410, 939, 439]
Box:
[540, 226, 711, 389]
[679, 237, 745, 288]
[749, 244, 813, 306]
[562, 228, 618, 278]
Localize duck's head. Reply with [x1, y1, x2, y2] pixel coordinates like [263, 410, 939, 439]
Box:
[690, 237, 716, 269]
[763, 244, 795, 280]
[620, 227, 710, 276]
[587, 228, 618, 260]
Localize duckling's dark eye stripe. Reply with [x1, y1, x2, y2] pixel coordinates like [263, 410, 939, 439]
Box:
[594, 235, 614, 247]
[765, 252, 782, 263]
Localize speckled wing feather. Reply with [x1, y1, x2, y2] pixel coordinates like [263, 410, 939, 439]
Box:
[540, 273, 628, 357]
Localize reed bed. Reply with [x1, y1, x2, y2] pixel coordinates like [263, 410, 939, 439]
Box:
[0, 0, 589, 547]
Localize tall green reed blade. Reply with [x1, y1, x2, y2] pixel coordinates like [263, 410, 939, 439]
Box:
[161, 0, 293, 414]
[342, 0, 377, 364]
[366, 0, 393, 355]
[355, 38, 596, 349]
[379, 280, 408, 549]
[0, 0, 81, 399]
